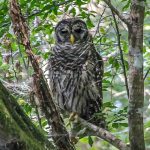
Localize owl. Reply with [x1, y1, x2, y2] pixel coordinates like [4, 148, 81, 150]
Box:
[48, 18, 104, 126]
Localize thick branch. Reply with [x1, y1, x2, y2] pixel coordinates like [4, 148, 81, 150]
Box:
[111, 11, 129, 98]
[9, 0, 75, 150]
[103, 0, 130, 26]
[79, 118, 130, 150]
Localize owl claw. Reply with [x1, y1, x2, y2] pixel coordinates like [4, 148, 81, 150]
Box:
[69, 112, 78, 122]
[70, 136, 79, 144]
[66, 112, 78, 127]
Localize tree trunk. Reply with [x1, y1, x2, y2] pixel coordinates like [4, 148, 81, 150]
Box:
[128, 0, 145, 149]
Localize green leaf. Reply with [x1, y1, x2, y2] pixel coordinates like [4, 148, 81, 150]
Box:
[0, 63, 9, 71]
[104, 71, 112, 76]
[42, 52, 51, 60]
[80, 11, 88, 18]
[24, 103, 32, 115]
[79, 137, 89, 144]
[103, 79, 111, 84]
[145, 120, 150, 128]
[88, 136, 93, 147]
[42, 4, 51, 12]
[103, 102, 117, 109]
[52, 6, 58, 15]
[70, 7, 76, 16]
[119, 123, 128, 127]
[100, 27, 105, 34]
[86, 17, 94, 28]
[122, 0, 130, 11]
[112, 122, 119, 128]
[42, 119, 48, 127]
[112, 122, 128, 128]
[114, 118, 125, 122]
[76, 0, 82, 6]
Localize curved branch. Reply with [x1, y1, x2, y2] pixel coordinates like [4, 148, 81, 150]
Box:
[103, 0, 130, 26]
[79, 118, 130, 150]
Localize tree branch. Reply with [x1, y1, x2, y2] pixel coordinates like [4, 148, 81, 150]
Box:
[144, 68, 150, 80]
[111, 11, 129, 98]
[103, 0, 130, 26]
[79, 118, 130, 150]
[94, 7, 106, 37]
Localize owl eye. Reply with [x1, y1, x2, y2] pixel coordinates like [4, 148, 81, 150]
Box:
[74, 28, 83, 33]
[61, 29, 68, 34]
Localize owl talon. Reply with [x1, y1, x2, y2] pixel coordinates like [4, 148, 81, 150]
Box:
[70, 136, 79, 144]
[66, 112, 78, 127]
[69, 112, 78, 122]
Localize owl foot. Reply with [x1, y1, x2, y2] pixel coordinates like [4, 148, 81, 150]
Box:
[70, 136, 79, 144]
[69, 112, 79, 122]
[66, 112, 78, 127]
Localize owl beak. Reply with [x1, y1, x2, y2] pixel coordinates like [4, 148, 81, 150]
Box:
[70, 34, 75, 44]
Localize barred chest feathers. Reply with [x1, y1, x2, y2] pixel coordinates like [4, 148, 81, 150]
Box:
[49, 43, 102, 119]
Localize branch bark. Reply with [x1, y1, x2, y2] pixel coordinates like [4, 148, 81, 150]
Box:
[79, 118, 130, 150]
[9, 0, 75, 150]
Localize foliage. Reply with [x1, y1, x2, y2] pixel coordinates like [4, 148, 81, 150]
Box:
[0, 0, 150, 149]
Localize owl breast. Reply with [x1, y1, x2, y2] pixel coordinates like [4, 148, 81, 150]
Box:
[48, 44, 102, 119]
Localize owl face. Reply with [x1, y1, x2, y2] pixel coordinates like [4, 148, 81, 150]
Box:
[55, 18, 88, 44]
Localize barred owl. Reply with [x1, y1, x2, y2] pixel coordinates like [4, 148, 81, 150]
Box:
[48, 18, 104, 126]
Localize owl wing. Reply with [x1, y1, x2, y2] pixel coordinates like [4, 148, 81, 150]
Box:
[89, 45, 103, 106]
[88, 36, 103, 105]
[86, 45, 105, 127]
[95, 50, 103, 103]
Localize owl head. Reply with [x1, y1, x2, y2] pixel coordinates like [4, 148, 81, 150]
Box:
[55, 18, 88, 45]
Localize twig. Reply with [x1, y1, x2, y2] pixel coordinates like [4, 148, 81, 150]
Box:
[144, 68, 150, 80]
[79, 118, 130, 150]
[94, 7, 106, 37]
[10, 47, 18, 82]
[17, 39, 28, 72]
[103, 0, 130, 26]
[110, 73, 117, 100]
[111, 11, 129, 98]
